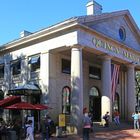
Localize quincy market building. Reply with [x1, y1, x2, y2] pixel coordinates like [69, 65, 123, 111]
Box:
[0, 1, 140, 131]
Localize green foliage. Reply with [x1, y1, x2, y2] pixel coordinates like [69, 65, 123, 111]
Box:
[135, 71, 140, 96]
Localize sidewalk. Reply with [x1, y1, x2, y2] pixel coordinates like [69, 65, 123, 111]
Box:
[34, 122, 140, 140]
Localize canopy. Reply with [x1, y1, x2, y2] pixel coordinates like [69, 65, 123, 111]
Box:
[0, 96, 21, 108]
[8, 84, 41, 96]
[4, 102, 38, 110]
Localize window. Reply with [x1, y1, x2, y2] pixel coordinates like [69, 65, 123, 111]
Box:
[89, 87, 99, 97]
[62, 59, 71, 74]
[119, 26, 126, 41]
[0, 64, 4, 78]
[89, 66, 101, 80]
[11, 60, 21, 75]
[29, 55, 40, 72]
[62, 86, 71, 114]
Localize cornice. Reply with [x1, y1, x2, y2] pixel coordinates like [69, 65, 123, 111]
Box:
[0, 17, 79, 53]
[78, 23, 140, 56]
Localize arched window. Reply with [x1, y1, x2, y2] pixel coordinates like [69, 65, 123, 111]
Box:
[62, 86, 71, 114]
[89, 87, 99, 97]
[119, 26, 126, 41]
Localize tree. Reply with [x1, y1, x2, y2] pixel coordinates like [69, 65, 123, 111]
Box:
[135, 71, 140, 111]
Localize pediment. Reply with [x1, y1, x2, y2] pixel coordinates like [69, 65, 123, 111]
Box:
[78, 10, 140, 52]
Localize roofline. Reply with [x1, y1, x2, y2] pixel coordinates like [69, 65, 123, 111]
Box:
[78, 23, 140, 55]
[0, 10, 140, 53]
[77, 10, 140, 38]
[0, 17, 79, 52]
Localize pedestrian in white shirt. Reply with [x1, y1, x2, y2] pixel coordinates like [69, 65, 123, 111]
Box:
[26, 120, 34, 140]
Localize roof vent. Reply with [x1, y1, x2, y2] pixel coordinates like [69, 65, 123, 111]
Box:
[86, 0, 102, 15]
[20, 30, 32, 38]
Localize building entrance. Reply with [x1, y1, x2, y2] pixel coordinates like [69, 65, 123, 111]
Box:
[89, 87, 101, 121]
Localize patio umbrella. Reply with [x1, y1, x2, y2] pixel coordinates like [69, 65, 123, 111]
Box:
[0, 96, 21, 108]
[34, 104, 52, 110]
[4, 102, 37, 110]
[34, 104, 52, 130]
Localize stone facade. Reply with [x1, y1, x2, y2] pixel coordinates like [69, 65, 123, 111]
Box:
[0, 0, 140, 133]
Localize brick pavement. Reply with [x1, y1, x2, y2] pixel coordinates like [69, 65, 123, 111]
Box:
[34, 130, 140, 140]
[34, 122, 140, 140]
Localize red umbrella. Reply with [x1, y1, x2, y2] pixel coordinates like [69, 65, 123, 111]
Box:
[0, 96, 21, 107]
[4, 102, 37, 110]
[34, 104, 52, 110]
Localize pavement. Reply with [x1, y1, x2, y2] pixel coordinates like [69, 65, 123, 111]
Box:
[34, 121, 140, 140]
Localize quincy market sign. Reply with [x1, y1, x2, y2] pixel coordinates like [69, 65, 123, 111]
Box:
[92, 37, 140, 63]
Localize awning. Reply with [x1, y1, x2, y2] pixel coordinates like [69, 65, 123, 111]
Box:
[8, 84, 41, 96]
[28, 55, 40, 64]
[0, 96, 21, 108]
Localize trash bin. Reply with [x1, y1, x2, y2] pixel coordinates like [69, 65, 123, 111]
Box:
[56, 126, 62, 137]
[8, 131, 17, 140]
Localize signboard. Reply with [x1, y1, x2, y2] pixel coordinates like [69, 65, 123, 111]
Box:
[59, 114, 65, 127]
[92, 36, 140, 63]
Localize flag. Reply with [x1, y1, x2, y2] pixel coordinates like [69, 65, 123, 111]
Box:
[111, 64, 120, 102]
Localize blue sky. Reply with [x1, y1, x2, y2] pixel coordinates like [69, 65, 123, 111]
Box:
[0, 0, 140, 45]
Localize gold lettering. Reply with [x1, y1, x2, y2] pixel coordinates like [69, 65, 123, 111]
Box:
[92, 37, 139, 63]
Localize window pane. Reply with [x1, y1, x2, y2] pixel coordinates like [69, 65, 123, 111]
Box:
[0, 65, 4, 78]
[11, 60, 21, 75]
[29, 55, 40, 72]
[89, 66, 101, 80]
[62, 59, 71, 74]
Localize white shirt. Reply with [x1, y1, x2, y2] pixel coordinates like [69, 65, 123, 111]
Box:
[26, 124, 34, 140]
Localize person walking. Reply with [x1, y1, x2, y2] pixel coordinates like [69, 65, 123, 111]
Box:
[26, 120, 34, 140]
[40, 115, 51, 140]
[103, 112, 110, 127]
[83, 111, 91, 140]
[113, 109, 120, 125]
[132, 111, 140, 130]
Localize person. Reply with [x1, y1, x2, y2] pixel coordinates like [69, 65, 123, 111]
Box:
[83, 107, 88, 114]
[83, 111, 91, 140]
[132, 111, 140, 130]
[26, 120, 34, 140]
[13, 119, 21, 140]
[47, 116, 55, 137]
[40, 115, 51, 140]
[113, 109, 120, 125]
[88, 112, 94, 132]
[103, 112, 110, 127]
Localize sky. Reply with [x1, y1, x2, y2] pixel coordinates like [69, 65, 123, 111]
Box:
[0, 0, 140, 45]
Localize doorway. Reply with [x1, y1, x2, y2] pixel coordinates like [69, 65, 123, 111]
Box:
[113, 92, 120, 111]
[89, 87, 101, 121]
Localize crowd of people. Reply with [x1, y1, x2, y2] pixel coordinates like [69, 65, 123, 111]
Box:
[0, 118, 21, 140]
[3, 108, 140, 140]
[82, 107, 121, 140]
[0, 115, 55, 140]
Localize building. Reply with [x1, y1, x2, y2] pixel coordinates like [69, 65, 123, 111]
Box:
[0, 0, 140, 132]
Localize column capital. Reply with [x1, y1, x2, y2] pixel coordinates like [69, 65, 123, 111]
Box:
[126, 63, 135, 69]
[100, 54, 112, 61]
[70, 44, 84, 50]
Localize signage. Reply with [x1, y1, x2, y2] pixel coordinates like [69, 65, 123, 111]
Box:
[92, 37, 140, 63]
[59, 114, 66, 127]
